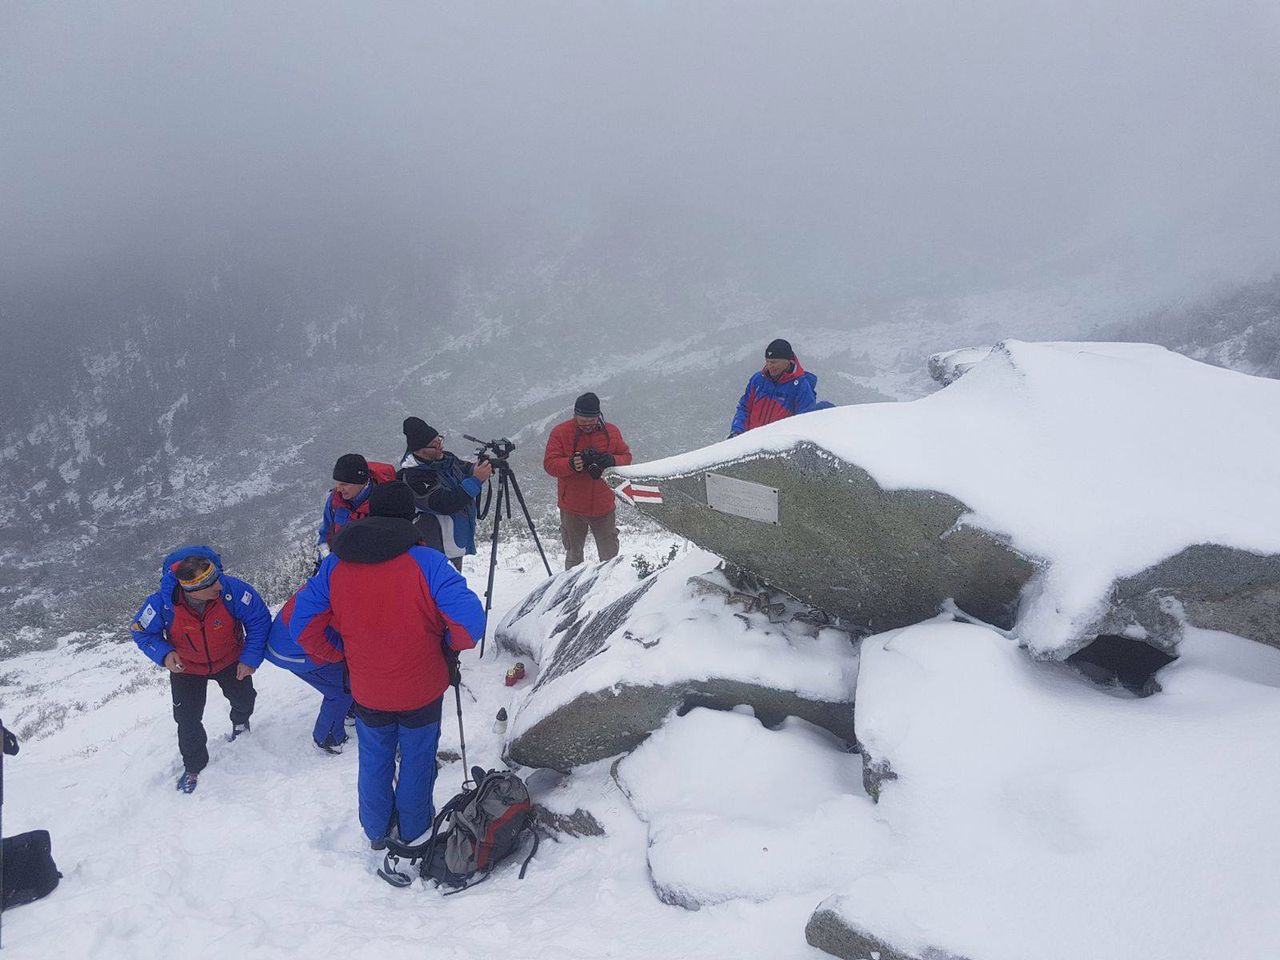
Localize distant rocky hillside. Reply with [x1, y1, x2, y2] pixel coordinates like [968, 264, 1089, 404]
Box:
[0, 210, 1191, 654]
[1098, 273, 1280, 377]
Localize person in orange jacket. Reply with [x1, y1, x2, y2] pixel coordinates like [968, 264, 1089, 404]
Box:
[543, 392, 633, 568]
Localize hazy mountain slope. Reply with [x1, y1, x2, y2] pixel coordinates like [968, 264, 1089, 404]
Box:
[1098, 273, 1280, 376]
[0, 216, 1209, 654]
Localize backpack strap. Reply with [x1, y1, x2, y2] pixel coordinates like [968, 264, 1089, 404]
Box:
[517, 825, 540, 880]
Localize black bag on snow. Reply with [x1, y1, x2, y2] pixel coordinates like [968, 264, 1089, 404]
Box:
[2, 830, 62, 909]
[379, 767, 538, 892]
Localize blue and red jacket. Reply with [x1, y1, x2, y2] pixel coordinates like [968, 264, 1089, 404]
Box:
[316, 461, 398, 546]
[289, 517, 484, 711]
[129, 545, 270, 675]
[265, 593, 343, 674]
[730, 357, 820, 436]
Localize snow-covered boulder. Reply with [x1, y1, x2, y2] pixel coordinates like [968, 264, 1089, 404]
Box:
[613, 707, 873, 909]
[805, 911, 971, 960]
[500, 550, 860, 771]
[805, 618, 1280, 960]
[926, 345, 990, 386]
[614, 340, 1280, 657]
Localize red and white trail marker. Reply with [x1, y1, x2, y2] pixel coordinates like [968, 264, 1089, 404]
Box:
[616, 481, 663, 506]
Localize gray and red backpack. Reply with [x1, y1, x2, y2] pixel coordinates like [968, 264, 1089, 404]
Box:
[379, 767, 538, 892]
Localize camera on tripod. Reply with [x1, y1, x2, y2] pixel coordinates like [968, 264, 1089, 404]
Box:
[578, 447, 615, 479]
[463, 435, 516, 466]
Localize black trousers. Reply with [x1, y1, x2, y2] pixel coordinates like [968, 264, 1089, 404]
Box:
[169, 662, 256, 774]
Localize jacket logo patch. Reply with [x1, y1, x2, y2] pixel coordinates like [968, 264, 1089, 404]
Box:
[139, 604, 157, 629]
[213, 619, 224, 629]
[241, 591, 252, 606]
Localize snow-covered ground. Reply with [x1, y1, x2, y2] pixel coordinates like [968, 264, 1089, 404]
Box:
[813, 617, 1280, 960]
[6, 496, 1280, 959]
[0, 533, 833, 960]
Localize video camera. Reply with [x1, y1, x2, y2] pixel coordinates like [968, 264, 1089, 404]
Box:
[463, 435, 516, 464]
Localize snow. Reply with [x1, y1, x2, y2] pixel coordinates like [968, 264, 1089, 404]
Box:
[618, 340, 1280, 652]
[4, 522, 1280, 960]
[0, 535, 832, 960]
[615, 707, 875, 908]
[504, 549, 860, 744]
[819, 618, 1280, 960]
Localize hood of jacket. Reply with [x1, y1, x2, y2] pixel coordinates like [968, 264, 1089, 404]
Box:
[331, 516, 422, 564]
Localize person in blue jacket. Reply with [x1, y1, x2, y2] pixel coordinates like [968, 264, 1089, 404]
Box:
[264, 591, 354, 754]
[128, 545, 271, 793]
[729, 338, 827, 437]
[397, 417, 492, 571]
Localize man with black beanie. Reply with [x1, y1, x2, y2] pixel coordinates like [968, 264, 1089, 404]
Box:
[317, 453, 397, 553]
[729, 337, 823, 436]
[397, 417, 492, 572]
[290, 478, 484, 851]
[544, 392, 633, 568]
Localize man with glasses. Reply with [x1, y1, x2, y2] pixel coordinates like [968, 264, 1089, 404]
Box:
[397, 417, 493, 572]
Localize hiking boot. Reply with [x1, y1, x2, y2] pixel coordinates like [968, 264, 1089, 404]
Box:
[370, 815, 400, 851]
[227, 721, 251, 742]
[176, 771, 199, 794]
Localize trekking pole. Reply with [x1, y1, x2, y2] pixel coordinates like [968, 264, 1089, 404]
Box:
[453, 684, 470, 788]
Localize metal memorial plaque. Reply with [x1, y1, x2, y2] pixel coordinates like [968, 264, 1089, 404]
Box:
[705, 472, 779, 524]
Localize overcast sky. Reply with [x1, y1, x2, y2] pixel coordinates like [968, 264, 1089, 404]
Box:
[3, 0, 1279, 299]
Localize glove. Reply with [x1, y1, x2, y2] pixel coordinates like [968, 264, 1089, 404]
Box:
[443, 646, 462, 687]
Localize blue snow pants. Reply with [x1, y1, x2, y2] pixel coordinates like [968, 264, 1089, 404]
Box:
[354, 697, 443, 844]
[297, 661, 353, 747]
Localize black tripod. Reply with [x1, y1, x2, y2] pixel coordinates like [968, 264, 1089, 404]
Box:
[464, 436, 553, 657]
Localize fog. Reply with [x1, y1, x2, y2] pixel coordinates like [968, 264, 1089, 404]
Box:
[5, 0, 1279, 306]
[3, 0, 1280, 646]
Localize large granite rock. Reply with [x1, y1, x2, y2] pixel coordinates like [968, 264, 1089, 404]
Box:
[615, 442, 1039, 634]
[501, 550, 860, 772]
[612, 341, 1280, 658]
[806, 907, 974, 960]
[1086, 543, 1280, 651]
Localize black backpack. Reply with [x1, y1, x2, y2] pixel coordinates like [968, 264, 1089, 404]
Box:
[379, 767, 538, 893]
[2, 831, 62, 910]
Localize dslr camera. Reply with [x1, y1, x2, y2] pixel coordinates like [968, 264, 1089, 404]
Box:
[578, 447, 615, 479]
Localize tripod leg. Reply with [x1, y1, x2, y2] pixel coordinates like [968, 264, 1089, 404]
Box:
[480, 476, 505, 659]
[505, 470, 554, 577]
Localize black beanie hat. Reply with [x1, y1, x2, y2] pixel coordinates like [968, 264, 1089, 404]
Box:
[574, 392, 601, 417]
[403, 416, 439, 450]
[332, 453, 369, 485]
[369, 481, 417, 521]
[765, 338, 795, 361]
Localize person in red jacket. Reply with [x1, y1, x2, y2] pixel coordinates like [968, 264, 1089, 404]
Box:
[543, 392, 633, 569]
[290, 481, 484, 849]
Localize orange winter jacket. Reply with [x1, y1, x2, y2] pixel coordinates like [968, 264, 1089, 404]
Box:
[543, 419, 633, 517]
